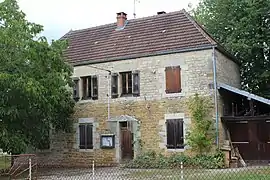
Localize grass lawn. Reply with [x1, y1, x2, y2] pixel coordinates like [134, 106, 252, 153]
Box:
[123, 167, 270, 180]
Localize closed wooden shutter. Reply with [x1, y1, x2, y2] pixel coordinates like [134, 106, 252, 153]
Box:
[166, 120, 175, 148]
[86, 124, 93, 149]
[176, 119, 184, 148]
[73, 79, 80, 100]
[132, 70, 140, 96]
[165, 66, 182, 93]
[166, 119, 184, 149]
[111, 73, 119, 98]
[92, 76, 98, 100]
[79, 124, 86, 149]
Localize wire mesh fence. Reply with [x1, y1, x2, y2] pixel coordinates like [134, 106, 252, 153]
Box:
[0, 154, 37, 180]
[1, 155, 270, 179]
[36, 164, 270, 180]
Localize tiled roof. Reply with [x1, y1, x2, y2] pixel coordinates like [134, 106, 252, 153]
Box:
[62, 9, 218, 66]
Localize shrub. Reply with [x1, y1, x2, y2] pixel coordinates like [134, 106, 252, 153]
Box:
[124, 150, 225, 169]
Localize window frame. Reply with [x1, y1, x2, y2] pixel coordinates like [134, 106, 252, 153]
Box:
[165, 66, 182, 94]
[80, 75, 98, 100]
[166, 118, 185, 149]
[79, 123, 94, 150]
[118, 71, 140, 97]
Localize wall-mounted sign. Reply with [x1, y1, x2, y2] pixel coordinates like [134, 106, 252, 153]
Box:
[100, 134, 115, 149]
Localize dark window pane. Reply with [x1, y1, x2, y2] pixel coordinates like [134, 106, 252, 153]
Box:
[122, 73, 127, 94]
[92, 76, 98, 99]
[82, 77, 88, 99]
[87, 77, 92, 98]
[127, 72, 132, 94]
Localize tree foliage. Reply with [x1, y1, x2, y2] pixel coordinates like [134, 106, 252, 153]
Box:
[0, 0, 75, 154]
[186, 94, 215, 155]
[193, 0, 270, 97]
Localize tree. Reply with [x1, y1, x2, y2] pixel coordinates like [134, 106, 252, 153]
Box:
[193, 0, 270, 97]
[0, 0, 75, 154]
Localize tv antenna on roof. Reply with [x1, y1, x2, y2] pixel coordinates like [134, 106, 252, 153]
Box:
[133, 0, 140, 18]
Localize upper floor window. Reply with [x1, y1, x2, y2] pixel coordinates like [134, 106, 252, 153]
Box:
[166, 119, 184, 149]
[81, 75, 98, 100]
[165, 66, 182, 94]
[111, 71, 140, 98]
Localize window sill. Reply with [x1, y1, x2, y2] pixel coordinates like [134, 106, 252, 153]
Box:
[164, 92, 185, 98]
[78, 149, 94, 152]
[167, 148, 185, 152]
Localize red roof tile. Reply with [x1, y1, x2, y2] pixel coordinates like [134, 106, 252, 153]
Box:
[62, 9, 218, 66]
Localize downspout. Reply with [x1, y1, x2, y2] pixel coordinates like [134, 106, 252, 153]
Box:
[107, 71, 111, 122]
[212, 46, 219, 148]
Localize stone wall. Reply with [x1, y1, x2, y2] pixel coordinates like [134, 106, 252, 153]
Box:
[36, 49, 240, 167]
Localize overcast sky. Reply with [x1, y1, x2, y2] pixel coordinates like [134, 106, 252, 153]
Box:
[17, 0, 199, 41]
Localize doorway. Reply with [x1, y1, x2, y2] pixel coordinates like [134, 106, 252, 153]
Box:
[120, 122, 133, 160]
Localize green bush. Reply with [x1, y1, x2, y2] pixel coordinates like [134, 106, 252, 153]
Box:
[124, 150, 225, 169]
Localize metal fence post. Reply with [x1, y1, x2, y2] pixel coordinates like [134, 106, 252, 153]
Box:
[29, 158, 32, 180]
[181, 161, 183, 179]
[92, 160, 95, 176]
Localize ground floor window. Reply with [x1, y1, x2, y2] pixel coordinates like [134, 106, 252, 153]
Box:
[166, 119, 184, 149]
[79, 123, 93, 149]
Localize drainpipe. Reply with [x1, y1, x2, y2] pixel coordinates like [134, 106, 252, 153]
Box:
[212, 46, 219, 148]
[107, 71, 111, 122]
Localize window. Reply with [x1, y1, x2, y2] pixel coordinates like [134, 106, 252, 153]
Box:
[73, 79, 80, 101]
[166, 119, 184, 149]
[120, 71, 132, 95]
[165, 66, 182, 94]
[79, 124, 93, 149]
[81, 75, 98, 100]
[112, 71, 140, 98]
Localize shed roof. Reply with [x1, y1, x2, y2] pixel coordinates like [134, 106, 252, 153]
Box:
[218, 83, 270, 106]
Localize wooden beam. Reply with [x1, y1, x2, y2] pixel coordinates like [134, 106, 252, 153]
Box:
[221, 115, 270, 122]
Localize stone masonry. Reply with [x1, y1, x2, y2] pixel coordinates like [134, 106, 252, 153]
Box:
[36, 48, 240, 167]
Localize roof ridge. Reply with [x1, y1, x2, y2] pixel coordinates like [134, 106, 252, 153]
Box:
[181, 9, 217, 45]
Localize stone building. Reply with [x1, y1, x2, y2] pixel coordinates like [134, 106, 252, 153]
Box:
[37, 10, 244, 167]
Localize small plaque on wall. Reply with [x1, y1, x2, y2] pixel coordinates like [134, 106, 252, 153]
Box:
[100, 134, 115, 149]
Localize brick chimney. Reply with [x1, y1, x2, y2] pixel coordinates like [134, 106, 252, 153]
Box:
[116, 12, 127, 29]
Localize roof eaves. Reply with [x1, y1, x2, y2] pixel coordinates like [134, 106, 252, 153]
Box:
[71, 44, 214, 67]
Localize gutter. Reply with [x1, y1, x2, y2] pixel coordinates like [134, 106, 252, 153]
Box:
[212, 46, 219, 148]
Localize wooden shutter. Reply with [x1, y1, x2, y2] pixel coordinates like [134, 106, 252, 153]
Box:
[111, 73, 119, 98]
[87, 76, 92, 98]
[86, 124, 93, 149]
[73, 79, 80, 101]
[173, 66, 182, 93]
[165, 66, 182, 93]
[176, 119, 184, 148]
[82, 77, 87, 99]
[79, 124, 86, 149]
[166, 120, 175, 149]
[92, 76, 98, 100]
[132, 70, 140, 96]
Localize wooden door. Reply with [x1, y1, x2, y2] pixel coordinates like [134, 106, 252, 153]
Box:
[121, 127, 133, 160]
